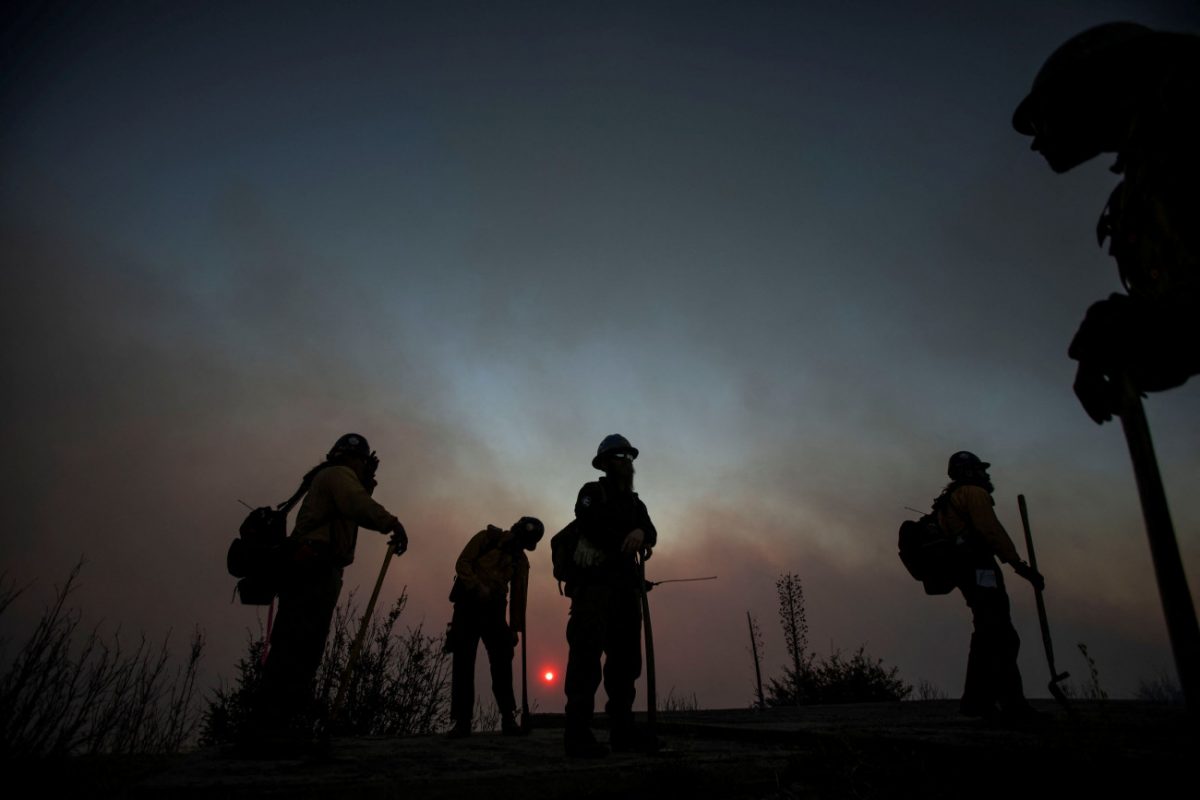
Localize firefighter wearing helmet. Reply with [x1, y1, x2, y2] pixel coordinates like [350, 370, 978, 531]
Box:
[1013, 22, 1200, 423]
[446, 516, 544, 739]
[562, 434, 659, 757]
[935, 452, 1043, 719]
[251, 433, 408, 751]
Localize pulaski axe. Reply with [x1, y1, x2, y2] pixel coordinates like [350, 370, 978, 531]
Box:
[1017, 494, 1071, 709]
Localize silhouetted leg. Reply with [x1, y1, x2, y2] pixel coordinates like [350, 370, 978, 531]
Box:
[480, 603, 516, 714]
[449, 603, 482, 725]
[603, 587, 643, 734]
[961, 564, 1025, 715]
[565, 584, 607, 737]
[259, 560, 342, 733]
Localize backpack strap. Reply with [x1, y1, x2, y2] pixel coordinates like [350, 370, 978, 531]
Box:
[275, 461, 338, 514]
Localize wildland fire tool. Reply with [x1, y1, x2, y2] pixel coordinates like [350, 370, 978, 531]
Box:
[636, 561, 716, 742]
[636, 551, 657, 734]
[521, 622, 532, 733]
[329, 538, 404, 725]
[1017, 494, 1071, 709]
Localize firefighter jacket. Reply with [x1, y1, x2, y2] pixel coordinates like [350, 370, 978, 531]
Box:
[573, 476, 658, 575]
[936, 483, 1020, 565]
[454, 526, 530, 633]
[292, 465, 400, 567]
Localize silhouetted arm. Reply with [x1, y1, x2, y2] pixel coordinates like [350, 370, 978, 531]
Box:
[956, 485, 1021, 564]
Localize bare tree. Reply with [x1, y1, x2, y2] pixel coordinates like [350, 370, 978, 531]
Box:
[776, 572, 808, 681]
[766, 571, 910, 705]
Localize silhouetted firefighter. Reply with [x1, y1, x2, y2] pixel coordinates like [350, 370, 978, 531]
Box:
[554, 434, 659, 757]
[934, 452, 1043, 721]
[1013, 22, 1200, 709]
[249, 433, 408, 752]
[445, 517, 544, 738]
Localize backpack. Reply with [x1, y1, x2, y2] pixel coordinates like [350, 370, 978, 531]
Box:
[897, 507, 959, 596]
[226, 468, 323, 605]
[552, 481, 622, 596]
[550, 519, 583, 596]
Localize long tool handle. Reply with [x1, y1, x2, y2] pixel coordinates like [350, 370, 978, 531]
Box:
[521, 624, 531, 731]
[1018, 494, 1071, 708]
[330, 541, 398, 724]
[1017, 495, 1055, 666]
[638, 553, 657, 730]
[1116, 374, 1200, 710]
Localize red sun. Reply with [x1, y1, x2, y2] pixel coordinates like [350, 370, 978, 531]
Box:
[543, 670, 556, 683]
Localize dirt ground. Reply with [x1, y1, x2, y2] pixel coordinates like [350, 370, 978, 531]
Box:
[23, 701, 1195, 799]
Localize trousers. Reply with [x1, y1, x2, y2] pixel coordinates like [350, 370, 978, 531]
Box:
[957, 556, 1026, 712]
[449, 597, 516, 722]
[564, 579, 643, 735]
[257, 551, 343, 730]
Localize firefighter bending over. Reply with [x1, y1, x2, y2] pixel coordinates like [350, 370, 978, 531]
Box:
[446, 517, 544, 738]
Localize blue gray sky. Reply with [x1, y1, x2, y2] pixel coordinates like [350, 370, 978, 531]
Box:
[2, 0, 1198, 712]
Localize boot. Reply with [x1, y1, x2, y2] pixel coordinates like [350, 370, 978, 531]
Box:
[446, 719, 472, 739]
[609, 724, 661, 754]
[564, 727, 608, 758]
[501, 711, 526, 736]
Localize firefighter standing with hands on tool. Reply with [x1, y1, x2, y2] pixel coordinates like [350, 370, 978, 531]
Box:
[563, 434, 659, 758]
[252, 433, 408, 750]
[446, 517, 544, 738]
[936, 451, 1043, 721]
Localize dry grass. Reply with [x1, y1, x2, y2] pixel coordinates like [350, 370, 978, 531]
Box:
[0, 562, 203, 757]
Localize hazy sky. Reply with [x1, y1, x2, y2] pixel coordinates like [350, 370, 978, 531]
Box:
[2, 0, 1198, 714]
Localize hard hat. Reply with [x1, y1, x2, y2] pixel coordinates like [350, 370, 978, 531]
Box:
[592, 434, 639, 469]
[947, 450, 990, 479]
[514, 516, 545, 549]
[328, 433, 371, 460]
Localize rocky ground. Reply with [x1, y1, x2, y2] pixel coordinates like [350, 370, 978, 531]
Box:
[23, 701, 1195, 799]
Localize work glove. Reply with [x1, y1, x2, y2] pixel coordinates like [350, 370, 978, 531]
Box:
[388, 522, 408, 554]
[1012, 560, 1045, 592]
[621, 528, 645, 555]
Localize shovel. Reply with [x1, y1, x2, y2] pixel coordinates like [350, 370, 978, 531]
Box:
[1017, 494, 1071, 709]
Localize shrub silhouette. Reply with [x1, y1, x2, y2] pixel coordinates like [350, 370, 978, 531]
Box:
[202, 588, 449, 742]
[0, 563, 203, 757]
[765, 572, 910, 705]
